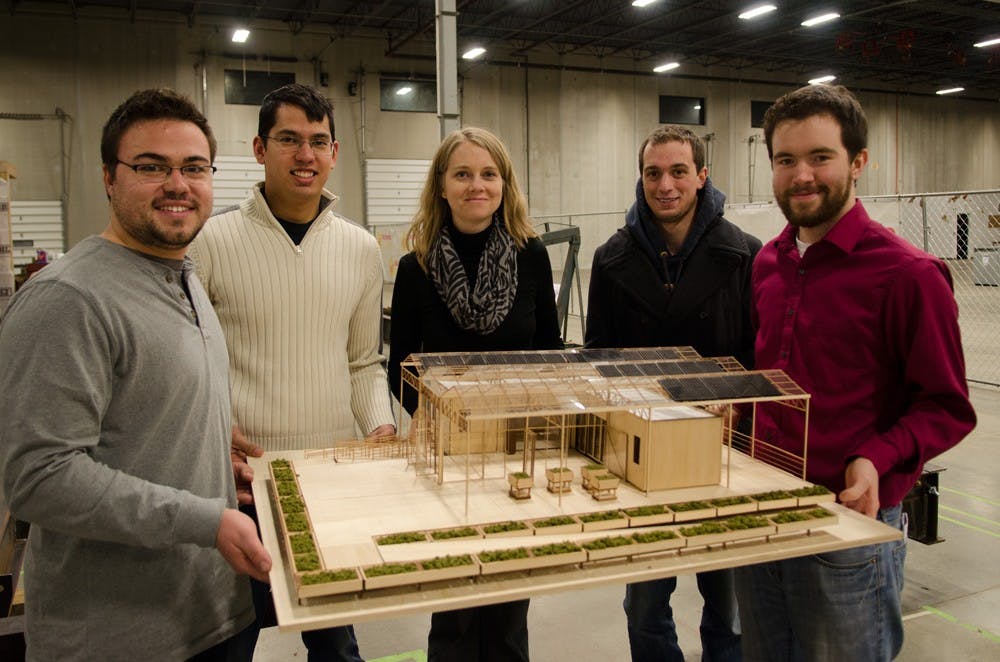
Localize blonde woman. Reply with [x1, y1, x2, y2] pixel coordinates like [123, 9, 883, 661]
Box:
[388, 127, 561, 661]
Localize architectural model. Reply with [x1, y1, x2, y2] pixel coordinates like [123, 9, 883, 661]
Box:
[262, 346, 853, 605]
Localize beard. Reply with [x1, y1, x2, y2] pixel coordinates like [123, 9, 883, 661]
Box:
[775, 171, 853, 229]
[111, 194, 207, 251]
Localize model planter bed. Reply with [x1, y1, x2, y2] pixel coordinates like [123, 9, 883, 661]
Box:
[590, 473, 621, 500]
[362, 554, 480, 590]
[623, 504, 674, 527]
[428, 526, 482, 541]
[668, 500, 716, 522]
[375, 530, 430, 545]
[578, 509, 628, 532]
[718, 515, 776, 542]
[580, 463, 606, 490]
[769, 507, 839, 534]
[582, 535, 638, 561]
[476, 547, 532, 575]
[508, 472, 534, 499]
[296, 568, 363, 598]
[269, 459, 331, 594]
[545, 467, 574, 494]
[629, 528, 685, 555]
[678, 520, 732, 547]
[790, 485, 836, 506]
[476, 542, 586, 575]
[530, 515, 582, 536]
[710, 495, 757, 516]
[750, 490, 798, 511]
[480, 520, 532, 538]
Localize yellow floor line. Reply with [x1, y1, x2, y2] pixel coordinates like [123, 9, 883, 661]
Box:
[921, 606, 1000, 644]
[941, 486, 1000, 507]
[939, 515, 1000, 538]
[939, 504, 1000, 528]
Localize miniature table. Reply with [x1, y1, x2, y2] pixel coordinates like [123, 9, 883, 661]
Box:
[250, 450, 900, 632]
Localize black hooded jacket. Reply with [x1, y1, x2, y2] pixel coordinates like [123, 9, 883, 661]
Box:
[585, 177, 761, 369]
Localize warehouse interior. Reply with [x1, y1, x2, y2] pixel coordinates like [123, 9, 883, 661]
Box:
[1, 0, 998, 660]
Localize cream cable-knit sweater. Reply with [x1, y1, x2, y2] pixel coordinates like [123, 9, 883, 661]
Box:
[189, 184, 394, 451]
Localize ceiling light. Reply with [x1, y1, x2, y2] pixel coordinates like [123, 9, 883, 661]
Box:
[396, 86, 413, 96]
[693, 104, 702, 110]
[802, 13, 840, 27]
[808, 75, 837, 85]
[973, 37, 1000, 48]
[632, 0, 659, 7]
[936, 87, 964, 95]
[739, 4, 777, 20]
[462, 47, 486, 60]
[231, 28, 250, 43]
[653, 61, 680, 73]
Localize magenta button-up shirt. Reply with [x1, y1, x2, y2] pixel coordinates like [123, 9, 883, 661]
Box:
[752, 200, 976, 508]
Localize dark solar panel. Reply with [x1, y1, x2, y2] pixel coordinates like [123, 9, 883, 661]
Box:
[576, 348, 623, 361]
[596, 364, 622, 378]
[658, 373, 781, 401]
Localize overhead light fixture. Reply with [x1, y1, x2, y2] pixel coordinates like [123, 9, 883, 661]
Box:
[936, 87, 964, 95]
[808, 75, 837, 85]
[973, 37, 1000, 48]
[231, 28, 250, 43]
[396, 86, 413, 96]
[653, 61, 680, 73]
[739, 4, 777, 20]
[802, 13, 840, 27]
[693, 104, 702, 110]
[462, 47, 486, 60]
[632, 0, 659, 7]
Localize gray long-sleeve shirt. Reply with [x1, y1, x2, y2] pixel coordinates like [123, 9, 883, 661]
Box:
[0, 236, 252, 660]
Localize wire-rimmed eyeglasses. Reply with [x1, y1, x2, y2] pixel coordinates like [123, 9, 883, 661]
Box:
[116, 160, 217, 182]
[260, 134, 334, 153]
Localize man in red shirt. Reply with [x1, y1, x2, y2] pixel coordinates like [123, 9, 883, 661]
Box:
[738, 84, 976, 660]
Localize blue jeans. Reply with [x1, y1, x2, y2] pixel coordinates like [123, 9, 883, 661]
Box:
[624, 569, 741, 662]
[240, 504, 364, 662]
[734, 505, 907, 662]
[427, 600, 530, 662]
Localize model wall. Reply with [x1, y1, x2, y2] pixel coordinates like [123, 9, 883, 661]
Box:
[1, 14, 997, 249]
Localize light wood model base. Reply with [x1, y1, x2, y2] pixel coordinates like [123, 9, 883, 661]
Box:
[250, 449, 900, 632]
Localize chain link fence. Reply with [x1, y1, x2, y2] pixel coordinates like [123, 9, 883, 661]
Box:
[861, 190, 1000, 387]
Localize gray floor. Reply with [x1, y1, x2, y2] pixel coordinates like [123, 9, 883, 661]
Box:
[254, 386, 1000, 661]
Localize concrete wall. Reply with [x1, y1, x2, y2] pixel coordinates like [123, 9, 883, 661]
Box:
[1, 14, 997, 250]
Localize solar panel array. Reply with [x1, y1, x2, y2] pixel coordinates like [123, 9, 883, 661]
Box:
[595, 359, 724, 378]
[658, 373, 781, 401]
[417, 347, 687, 368]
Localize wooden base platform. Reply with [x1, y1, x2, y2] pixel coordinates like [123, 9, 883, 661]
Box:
[250, 449, 900, 632]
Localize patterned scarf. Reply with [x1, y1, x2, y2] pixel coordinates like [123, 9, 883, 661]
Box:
[426, 214, 518, 334]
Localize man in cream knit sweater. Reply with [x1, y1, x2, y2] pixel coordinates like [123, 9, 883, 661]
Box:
[190, 83, 395, 661]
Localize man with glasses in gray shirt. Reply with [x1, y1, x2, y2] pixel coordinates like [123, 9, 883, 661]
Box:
[0, 88, 269, 661]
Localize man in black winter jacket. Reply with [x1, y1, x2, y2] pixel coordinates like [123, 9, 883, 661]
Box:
[586, 126, 760, 662]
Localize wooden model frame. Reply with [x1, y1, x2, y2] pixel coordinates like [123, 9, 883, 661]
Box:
[398, 346, 813, 501]
[256, 346, 859, 604]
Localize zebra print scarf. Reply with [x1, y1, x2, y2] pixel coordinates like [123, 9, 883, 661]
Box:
[426, 216, 518, 334]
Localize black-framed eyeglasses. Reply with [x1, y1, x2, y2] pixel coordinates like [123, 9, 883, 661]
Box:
[116, 160, 217, 182]
[260, 134, 334, 153]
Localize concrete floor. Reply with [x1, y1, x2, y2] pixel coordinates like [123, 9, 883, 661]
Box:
[253, 386, 999, 661]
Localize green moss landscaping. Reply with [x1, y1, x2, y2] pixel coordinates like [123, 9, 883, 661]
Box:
[482, 520, 529, 534]
[301, 569, 358, 585]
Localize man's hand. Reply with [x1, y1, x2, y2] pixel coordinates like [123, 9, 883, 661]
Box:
[839, 457, 880, 518]
[367, 424, 396, 441]
[231, 425, 264, 506]
[216, 508, 272, 583]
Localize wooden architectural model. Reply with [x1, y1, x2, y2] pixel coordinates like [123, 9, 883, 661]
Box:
[398, 346, 812, 492]
[254, 346, 877, 608]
